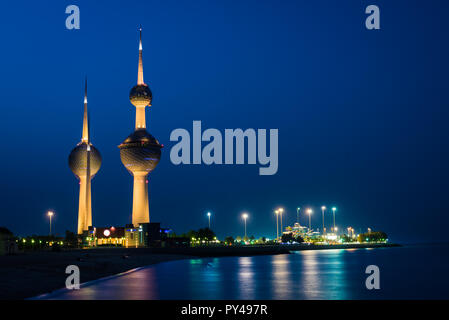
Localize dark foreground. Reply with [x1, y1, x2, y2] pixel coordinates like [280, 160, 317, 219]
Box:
[0, 243, 398, 299]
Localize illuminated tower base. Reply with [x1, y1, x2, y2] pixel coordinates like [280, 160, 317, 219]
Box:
[132, 172, 150, 225]
[77, 176, 92, 234]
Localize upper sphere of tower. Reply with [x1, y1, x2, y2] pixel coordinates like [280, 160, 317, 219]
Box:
[130, 84, 152, 107]
[68, 142, 102, 178]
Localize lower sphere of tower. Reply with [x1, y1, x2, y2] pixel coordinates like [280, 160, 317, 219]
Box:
[119, 129, 162, 174]
[68, 143, 102, 178]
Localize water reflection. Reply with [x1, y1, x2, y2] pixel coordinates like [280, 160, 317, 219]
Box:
[36, 246, 447, 300]
[237, 257, 255, 299]
[271, 254, 291, 299]
[297, 249, 347, 299]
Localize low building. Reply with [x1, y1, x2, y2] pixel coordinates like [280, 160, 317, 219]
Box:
[82, 223, 171, 248]
[0, 227, 17, 255]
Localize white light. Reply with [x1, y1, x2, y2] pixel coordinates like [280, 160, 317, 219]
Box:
[103, 229, 110, 237]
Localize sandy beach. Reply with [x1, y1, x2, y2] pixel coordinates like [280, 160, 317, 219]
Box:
[0, 248, 192, 300]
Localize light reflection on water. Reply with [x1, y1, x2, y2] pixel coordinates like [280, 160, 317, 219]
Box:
[40, 244, 449, 300]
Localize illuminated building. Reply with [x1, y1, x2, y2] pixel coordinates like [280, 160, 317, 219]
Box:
[119, 27, 162, 227]
[69, 79, 102, 234]
[83, 227, 125, 246]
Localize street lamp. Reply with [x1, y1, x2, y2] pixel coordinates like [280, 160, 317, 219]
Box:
[306, 208, 313, 232]
[242, 213, 249, 240]
[347, 227, 353, 238]
[296, 207, 300, 224]
[278, 208, 284, 235]
[275, 209, 279, 240]
[332, 207, 337, 233]
[207, 212, 211, 229]
[47, 211, 54, 235]
[321, 206, 326, 234]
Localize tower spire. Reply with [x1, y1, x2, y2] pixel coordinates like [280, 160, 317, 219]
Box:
[137, 25, 144, 85]
[82, 77, 89, 143]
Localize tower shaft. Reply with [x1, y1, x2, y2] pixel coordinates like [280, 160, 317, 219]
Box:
[77, 176, 92, 234]
[135, 106, 146, 130]
[132, 172, 150, 225]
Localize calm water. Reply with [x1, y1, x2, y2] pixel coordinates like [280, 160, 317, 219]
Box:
[43, 244, 449, 300]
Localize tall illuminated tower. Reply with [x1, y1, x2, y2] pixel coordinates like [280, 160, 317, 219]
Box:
[69, 79, 102, 234]
[119, 27, 162, 226]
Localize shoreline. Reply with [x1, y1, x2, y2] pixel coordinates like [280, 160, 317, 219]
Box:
[1, 243, 399, 300]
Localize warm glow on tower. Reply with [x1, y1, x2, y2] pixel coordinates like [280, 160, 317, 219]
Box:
[119, 26, 162, 227]
[69, 78, 102, 234]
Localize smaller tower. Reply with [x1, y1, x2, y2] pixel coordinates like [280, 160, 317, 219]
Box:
[69, 78, 102, 234]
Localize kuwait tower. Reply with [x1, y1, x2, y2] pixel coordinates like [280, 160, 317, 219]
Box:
[118, 27, 162, 226]
[69, 79, 102, 234]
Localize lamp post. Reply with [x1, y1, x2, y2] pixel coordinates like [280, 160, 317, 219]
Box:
[279, 208, 284, 235]
[242, 213, 248, 240]
[275, 209, 279, 240]
[306, 208, 313, 232]
[332, 207, 336, 233]
[321, 206, 326, 234]
[207, 212, 211, 229]
[47, 211, 54, 236]
[296, 207, 300, 224]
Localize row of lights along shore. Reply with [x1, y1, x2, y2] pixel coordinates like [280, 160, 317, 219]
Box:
[204, 206, 339, 240]
[44, 206, 342, 240]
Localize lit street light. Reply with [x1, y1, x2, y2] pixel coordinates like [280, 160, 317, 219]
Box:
[321, 206, 326, 234]
[296, 207, 300, 224]
[332, 207, 337, 233]
[47, 211, 54, 235]
[275, 209, 279, 240]
[242, 213, 249, 240]
[306, 208, 313, 232]
[207, 212, 211, 229]
[278, 208, 284, 235]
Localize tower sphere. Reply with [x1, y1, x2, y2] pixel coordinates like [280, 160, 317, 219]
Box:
[119, 129, 162, 174]
[68, 143, 102, 178]
[130, 84, 152, 107]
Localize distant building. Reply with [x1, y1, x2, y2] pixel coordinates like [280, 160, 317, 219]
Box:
[82, 223, 177, 248]
[0, 227, 17, 255]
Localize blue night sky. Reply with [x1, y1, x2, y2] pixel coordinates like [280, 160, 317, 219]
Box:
[0, 0, 448, 243]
